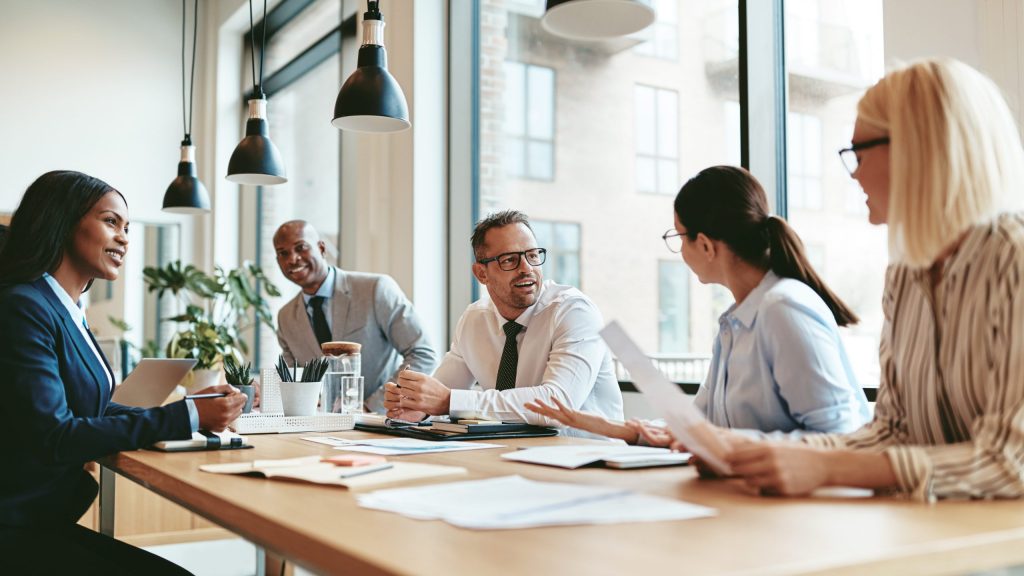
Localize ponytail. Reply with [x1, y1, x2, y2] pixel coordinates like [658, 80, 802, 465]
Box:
[764, 216, 859, 327]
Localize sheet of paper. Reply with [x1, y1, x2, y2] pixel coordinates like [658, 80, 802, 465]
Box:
[200, 458, 466, 489]
[357, 475, 715, 529]
[600, 321, 733, 475]
[500, 445, 674, 469]
[302, 436, 505, 455]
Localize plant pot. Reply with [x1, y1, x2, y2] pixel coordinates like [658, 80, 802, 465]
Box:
[279, 380, 323, 417]
[235, 384, 255, 414]
[183, 368, 223, 393]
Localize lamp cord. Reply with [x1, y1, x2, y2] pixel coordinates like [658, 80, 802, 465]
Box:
[181, 0, 198, 143]
[248, 0, 268, 97]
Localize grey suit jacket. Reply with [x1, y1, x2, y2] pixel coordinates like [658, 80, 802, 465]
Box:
[276, 268, 438, 396]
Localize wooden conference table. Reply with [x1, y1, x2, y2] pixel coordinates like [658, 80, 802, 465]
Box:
[99, 432, 1024, 576]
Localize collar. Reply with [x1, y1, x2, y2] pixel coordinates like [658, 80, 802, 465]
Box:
[489, 280, 548, 330]
[42, 273, 87, 328]
[722, 270, 779, 330]
[302, 267, 336, 305]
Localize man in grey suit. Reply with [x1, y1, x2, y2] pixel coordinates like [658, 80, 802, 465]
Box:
[273, 220, 438, 411]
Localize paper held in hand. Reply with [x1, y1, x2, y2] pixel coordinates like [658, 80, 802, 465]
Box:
[600, 321, 733, 475]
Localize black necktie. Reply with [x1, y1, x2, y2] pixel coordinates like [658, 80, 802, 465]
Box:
[309, 296, 332, 345]
[495, 321, 523, 391]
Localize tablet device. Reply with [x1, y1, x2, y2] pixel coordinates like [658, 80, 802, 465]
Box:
[111, 358, 198, 408]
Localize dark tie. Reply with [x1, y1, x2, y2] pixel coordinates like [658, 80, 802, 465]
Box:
[309, 296, 332, 345]
[495, 321, 523, 391]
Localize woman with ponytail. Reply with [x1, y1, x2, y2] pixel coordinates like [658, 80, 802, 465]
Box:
[526, 165, 869, 442]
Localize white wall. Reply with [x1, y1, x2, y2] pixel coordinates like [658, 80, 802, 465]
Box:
[0, 0, 203, 258]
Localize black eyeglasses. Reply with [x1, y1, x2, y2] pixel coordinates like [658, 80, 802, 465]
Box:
[838, 136, 890, 175]
[477, 248, 547, 271]
[662, 229, 684, 253]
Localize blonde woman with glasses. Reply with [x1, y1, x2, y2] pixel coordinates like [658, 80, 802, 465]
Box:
[723, 58, 1024, 501]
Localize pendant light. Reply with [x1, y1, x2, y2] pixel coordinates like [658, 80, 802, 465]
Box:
[227, 0, 287, 185]
[332, 0, 410, 133]
[163, 0, 211, 214]
[542, 0, 655, 41]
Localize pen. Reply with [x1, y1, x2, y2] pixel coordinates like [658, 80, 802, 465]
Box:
[342, 463, 393, 478]
[185, 393, 228, 400]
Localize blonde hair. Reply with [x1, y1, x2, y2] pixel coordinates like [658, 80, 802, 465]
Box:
[857, 58, 1024, 267]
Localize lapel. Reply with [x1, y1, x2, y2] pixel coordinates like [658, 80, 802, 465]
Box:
[331, 267, 352, 339]
[32, 277, 111, 412]
[290, 293, 322, 361]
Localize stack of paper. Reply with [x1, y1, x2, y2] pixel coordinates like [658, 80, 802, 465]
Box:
[302, 436, 505, 455]
[501, 445, 691, 469]
[357, 475, 716, 529]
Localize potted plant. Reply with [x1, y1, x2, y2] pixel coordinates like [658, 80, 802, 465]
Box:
[143, 260, 280, 390]
[224, 356, 255, 414]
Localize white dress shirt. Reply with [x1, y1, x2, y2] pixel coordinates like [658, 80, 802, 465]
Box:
[435, 280, 623, 433]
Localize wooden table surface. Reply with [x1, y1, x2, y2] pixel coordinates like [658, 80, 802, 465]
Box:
[100, 432, 1024, 576]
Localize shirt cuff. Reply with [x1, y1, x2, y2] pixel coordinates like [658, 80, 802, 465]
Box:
[884, 445, 934, 502]
[186, 398, 200, 432]
[448, 389, 477, 415]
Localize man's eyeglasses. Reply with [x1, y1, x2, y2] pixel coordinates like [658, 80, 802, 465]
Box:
[662, 229, 684, 253]
[838, 136, 890, 175]
[477, 248, 547, 271]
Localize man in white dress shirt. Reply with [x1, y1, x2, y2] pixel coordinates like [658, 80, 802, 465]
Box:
[384, 210, 622, 431]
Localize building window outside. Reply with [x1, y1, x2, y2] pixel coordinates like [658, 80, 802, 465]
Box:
[787, 112, 823, 211]
[658, 260, 689, 353]
[532, 220, 581, 288]
[634, 0, 679, 60]
[635, 84, 679, 195]
[504, 61, 555, 181]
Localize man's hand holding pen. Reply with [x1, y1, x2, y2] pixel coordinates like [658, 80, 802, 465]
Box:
[383, 365, 450, 420]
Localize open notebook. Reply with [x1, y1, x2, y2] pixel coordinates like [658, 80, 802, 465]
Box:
[200, 456, 467, 489]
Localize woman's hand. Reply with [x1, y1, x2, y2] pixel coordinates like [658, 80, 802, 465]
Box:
[726, 442, 831, 496]
[525, 396, 638, 442]
[193, 384, 247, 432]
[624, 419, 674, 447]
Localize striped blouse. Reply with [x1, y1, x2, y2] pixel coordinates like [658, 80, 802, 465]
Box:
[803, 213, 1024, 501]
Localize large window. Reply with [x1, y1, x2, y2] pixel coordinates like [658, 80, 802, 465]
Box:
[503, 61, 555, 181]
[784, 0, 885, 388]
[237, 1, 354, 367]
[474, 0, 739, 362]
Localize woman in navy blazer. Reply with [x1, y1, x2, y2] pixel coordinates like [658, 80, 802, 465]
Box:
[0, 171, 245, 575]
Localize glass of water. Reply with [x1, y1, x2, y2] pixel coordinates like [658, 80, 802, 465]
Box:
[341, 375, 364, 414]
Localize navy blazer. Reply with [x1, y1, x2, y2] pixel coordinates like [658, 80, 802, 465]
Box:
[0, 277, 191, 527]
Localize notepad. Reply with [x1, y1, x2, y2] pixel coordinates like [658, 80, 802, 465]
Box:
[501, 445, 691, 469]
[200, 456, 467, 489]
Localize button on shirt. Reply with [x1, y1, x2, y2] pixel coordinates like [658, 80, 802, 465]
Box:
[42, 274, 199, 432]
[434, 281, 623, 434]
[693, 271, 869, 433]
[303, 267, 335, 333]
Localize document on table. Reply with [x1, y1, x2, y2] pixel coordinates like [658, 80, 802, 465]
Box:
[601, 321, 733, 475]
[357, 475, 716, 529]
[302, 436, 505, 455]
[501, 445, 691, 469]
[200, 456, 467, 489]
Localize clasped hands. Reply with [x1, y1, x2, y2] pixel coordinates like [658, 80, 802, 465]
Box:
[383, 369, 451, 421]
[525, 397, 834, 496]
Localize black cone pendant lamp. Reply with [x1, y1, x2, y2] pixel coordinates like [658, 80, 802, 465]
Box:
[227, 0, 287, 185]
[542, 0, 655, 41]
[163, 0, 211, 214]
[332, 0, 410, 133]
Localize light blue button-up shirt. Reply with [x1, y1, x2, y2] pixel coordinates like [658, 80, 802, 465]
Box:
[42, 274, 198, 432]
[693, 271, 870, 433]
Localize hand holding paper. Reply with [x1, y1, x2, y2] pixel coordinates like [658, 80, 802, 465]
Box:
[600, 321, 733, 475]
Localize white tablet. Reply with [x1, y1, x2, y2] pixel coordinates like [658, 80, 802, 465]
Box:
[111, 358, 198, 408]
